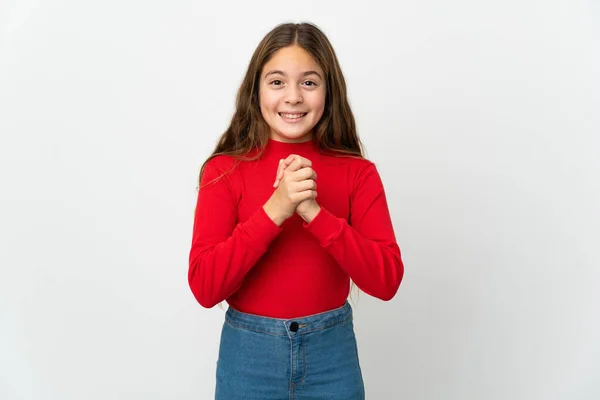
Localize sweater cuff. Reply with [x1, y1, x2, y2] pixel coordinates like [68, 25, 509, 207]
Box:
[243, 207, 284, 250]
[303, 206, 344, 247]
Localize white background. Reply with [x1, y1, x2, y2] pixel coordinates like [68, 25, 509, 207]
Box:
[1, 1, 599, 399]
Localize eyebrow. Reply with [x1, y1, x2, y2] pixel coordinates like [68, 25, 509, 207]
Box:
[264, 70, 322, 80]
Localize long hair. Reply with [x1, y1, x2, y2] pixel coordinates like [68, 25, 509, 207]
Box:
[198, 22, 363, 303]
[198, 22, 365, 188]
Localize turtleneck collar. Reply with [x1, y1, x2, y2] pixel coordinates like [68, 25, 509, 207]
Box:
[262, 137, 318, 160]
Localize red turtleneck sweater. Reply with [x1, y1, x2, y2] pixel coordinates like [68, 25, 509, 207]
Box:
[188, 138, 404, 318]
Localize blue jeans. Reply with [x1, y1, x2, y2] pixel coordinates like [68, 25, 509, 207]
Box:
[215, 301, 365, 399]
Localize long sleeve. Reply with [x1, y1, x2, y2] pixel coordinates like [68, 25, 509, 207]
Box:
[303, 162, 404, 301]
[188, 159, 283, 308]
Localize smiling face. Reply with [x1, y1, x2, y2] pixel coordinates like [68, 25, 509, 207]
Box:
[258, 45, 326, 143]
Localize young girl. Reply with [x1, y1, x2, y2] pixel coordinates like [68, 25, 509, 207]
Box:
[189, 22, 404, 399]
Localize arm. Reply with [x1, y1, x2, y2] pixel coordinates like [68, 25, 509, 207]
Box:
[188, 160, 283, 308]
[302, 163, 404, 300]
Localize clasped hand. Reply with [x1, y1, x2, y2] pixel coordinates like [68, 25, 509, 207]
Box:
[272, 154, 320, 220]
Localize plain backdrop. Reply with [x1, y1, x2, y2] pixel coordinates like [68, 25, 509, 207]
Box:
[1, 1, 599, 399]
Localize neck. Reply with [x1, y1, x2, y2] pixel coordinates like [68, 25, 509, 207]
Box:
[263, 135, 318, 160]
[269, 132, 313, 144]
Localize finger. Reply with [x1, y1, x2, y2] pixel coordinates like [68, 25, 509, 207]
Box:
[294, 190, 318, 203]
[280, 154, 306, 178]
[292, 167, 316, 182]
[286, 156, 306, 173]
[273, 159, 283, 187]
[278, 157, 314, 189]
[275, 156, 299, 188]
[283, 154, 297, 166]
[289, 155, 311, 168]
[278, 157, 292, 180]
[295, 179, 317, 192]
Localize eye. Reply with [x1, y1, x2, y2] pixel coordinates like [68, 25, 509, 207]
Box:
[270, 80, 283, 86]
[303, 81, 317, 87]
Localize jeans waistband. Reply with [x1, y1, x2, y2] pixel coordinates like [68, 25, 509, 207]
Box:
[224, 301, 353, 337]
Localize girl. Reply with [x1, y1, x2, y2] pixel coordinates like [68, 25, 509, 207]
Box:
[189, 22, 404, 399]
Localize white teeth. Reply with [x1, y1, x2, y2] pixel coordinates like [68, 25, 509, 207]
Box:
[280, 113, 306, 119]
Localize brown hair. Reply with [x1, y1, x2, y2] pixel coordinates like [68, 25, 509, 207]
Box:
[197, 22, 365, 188]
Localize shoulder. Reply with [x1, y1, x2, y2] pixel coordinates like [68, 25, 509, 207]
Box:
[351, 157, 377, 174]
[320, 151, 376, 176]
[316, 152, 382, 196]
[204, 154, 238, 172]
[203, 154, 248, 180]
[332, 156, 386, 197]
[199, 154, 241, 190]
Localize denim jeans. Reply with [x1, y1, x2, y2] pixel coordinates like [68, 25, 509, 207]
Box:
[215, 301, 365, 399]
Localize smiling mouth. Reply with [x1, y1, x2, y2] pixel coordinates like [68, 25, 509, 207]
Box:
[278, 112, 308, 120]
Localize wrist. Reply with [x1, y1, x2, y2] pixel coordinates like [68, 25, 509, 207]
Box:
[263, 198, 288, 226]
[297, 202, 321, 224]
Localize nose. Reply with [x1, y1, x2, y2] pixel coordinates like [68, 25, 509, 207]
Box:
[284, 85, 303, 105]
